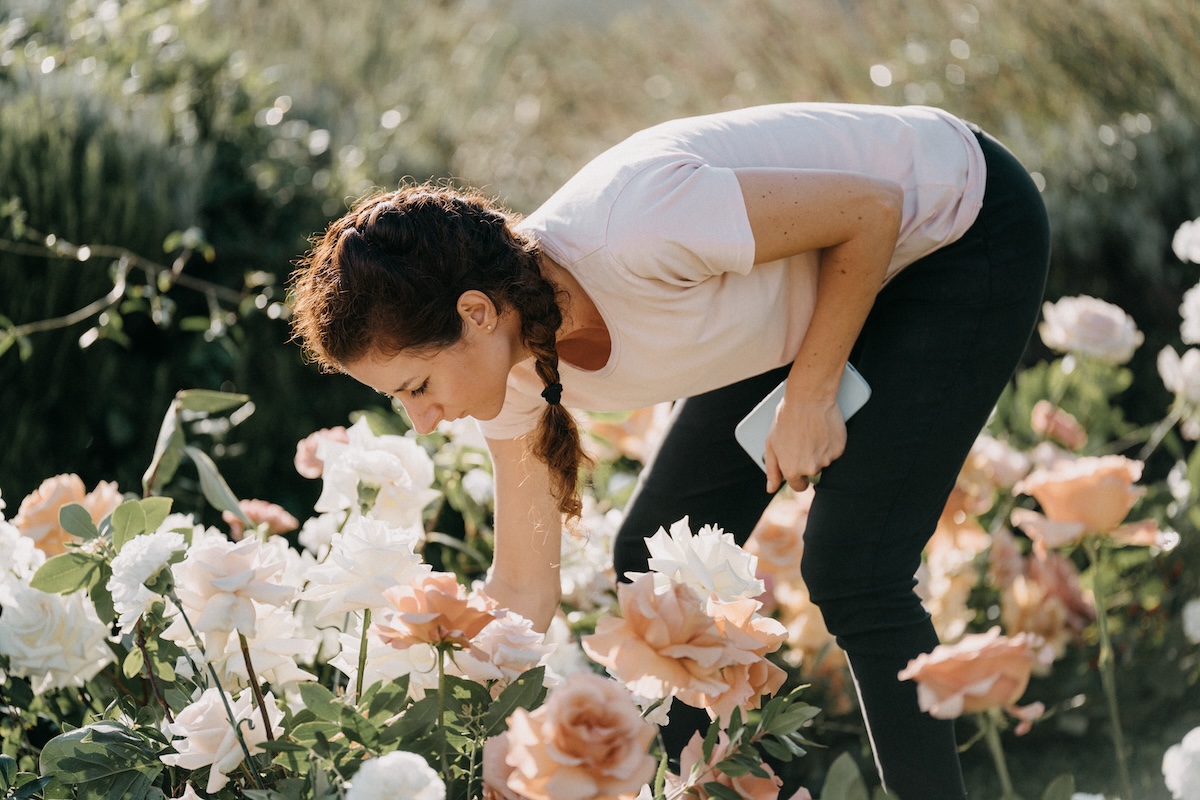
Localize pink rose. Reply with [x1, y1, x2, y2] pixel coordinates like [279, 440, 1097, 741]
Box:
[502, 672, 655, 800]
[294, 426, 350, 479]
[222, 499, 300, 541]
[13, 474, 122, 556]
[374, 572, 497, 650]
[1030, 400, 1088, 451]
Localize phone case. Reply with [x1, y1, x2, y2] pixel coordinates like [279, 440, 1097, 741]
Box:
[734, 362, 872, 472]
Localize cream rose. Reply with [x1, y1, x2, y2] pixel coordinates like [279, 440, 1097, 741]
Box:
[0, 580, 114, 694]
[1174, 217, 1200, 265]
[345, 750, 446, 800]
[301, 516, 428, 620]
[502, 672, 656, 800]
[643, 517, 764, 602]
[1037, 295, 1143, 364]
[161, 688, 284, 794]
[1164, 726, 1200, 800]
[294, 425, 350, 479]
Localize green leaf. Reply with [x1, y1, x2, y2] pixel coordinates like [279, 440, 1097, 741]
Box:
[185, 446, 250, 525]
[1040, 774, 1075, 800]
[0, 754, 15, 788]
[364, 677, 410, 719]
[257, 740, 309, 753]
[298, 682, 343, 722]
[483, 667, 547, 736]
[88, 567, 116, 624]
[176, 388, 251, 415]
[122, 648, 145, 680]
[111, 501, 148, 551]
[442, 674, 492, 719]
[701, 782, 743, 800]
[142, 400, 184, 495]
[38, 721, 162, 798]
[59, 503, 100, 540]
[138, 497, 173, 533]
[821, 752, 870, 800]
[30, 552, 104, 595]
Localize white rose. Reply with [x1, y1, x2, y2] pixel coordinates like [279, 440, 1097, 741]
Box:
[108, 529, 187, 633]
[437, 417, 488, 451]
[0, 517, 44, 584]
[346, 750, 445, 800]
[203, 604, 318, 691]
[297, 510, 343, 559]
[559, 498, 620, 609]
[1163, 726, 1200, 800]
[1158, 346, 1200, 440]
[448, 610, 553, 688]
[1038, 295, 1144, 364]
[643, 517, 764, 602]
[1174, 217, 1200, 264]
[302, 516, 429, 620]
[330, 618, 440, 702]
[314, 418, 439, 526]
[169, 536, 295, 637]
[1179, 282, 1200, 345]
[161, 688, 283, 794]
[0, 581, 114, 694]
[1183, 598, 1200, 645]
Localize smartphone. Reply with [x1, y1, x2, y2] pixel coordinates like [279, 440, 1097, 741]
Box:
[734, 362, 871, 473]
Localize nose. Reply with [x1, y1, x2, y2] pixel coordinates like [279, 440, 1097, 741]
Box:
[402, 399, 442, 435]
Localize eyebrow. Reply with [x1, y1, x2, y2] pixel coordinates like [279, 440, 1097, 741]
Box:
[391, 377, 419, 395]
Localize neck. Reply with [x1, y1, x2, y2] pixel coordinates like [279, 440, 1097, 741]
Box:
[538, 254, 610, 370]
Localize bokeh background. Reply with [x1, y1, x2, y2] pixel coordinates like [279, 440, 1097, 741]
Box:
[1, 0, 1198, 794]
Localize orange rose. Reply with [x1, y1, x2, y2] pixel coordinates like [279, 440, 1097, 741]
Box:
[502, 672, 655, 800]
[222, 499, 300, 541]
[13, 474, 122, 556]
[673, 730, 783, 800]
[374, 572, 497, 650]
[898, 627, 1043, 725]
[1013, 455, 1144, 535]
[581, 573, 755, 709]
[1030, 400, 1088, 451]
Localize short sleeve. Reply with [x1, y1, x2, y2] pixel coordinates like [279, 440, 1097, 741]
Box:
[606, 159, 756, 285]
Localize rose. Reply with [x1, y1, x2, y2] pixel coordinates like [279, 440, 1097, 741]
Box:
[107, 528, 187, 632]
[0, 515, 44, 584]
[161, 688, 283, 794]
[1030, 400, 1087, 450]
[746, 492, 812, 577]
[373, 572, 497, 650]
[345, 750, 446, 800]
[11, 474, 121, 556]
[672, 730, 783, 800]
[0, 580, 114, 694]
[582, 573, 755, 709]
[1013, 455, 1145, 536]
[1174, 217, 1200, 264]
[1180, 281, 1200, 343]
[643, 517, 764, 602]
[449, 610, 554, 690]
[222, 499, 299, 541]
[898, 627, 1044, 732]
[331, 617, 440, 701]
[1163, 726, 1200, 800]
[1158, 346, 1200, 439]
[586, 403, 672, 464]
[699, 597, 788, 719]
[1037, 295, 1143, 364]
[501, 672, 656, 800]
[294, 425, 350, 479]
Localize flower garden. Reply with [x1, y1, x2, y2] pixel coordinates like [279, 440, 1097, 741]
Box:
[1, 218, 1199, 800]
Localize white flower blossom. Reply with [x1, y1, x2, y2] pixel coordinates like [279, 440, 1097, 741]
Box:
[297, 510, 343, 559]
[1038, 295, 1144, 364]
[1183, 598, 1200, 645]
[161, 688, 283, 794]
[460, 467, 494, 506]
[330, 618, 440, 701]
[107, 529, 187, 633]
[204, 604, 318, 690]
[559, 499, 621, 609]
[437, 417, 488, 451]
[448, 610, 553, 688]
[169, 536, 295, 638]
[0, 581, 114, 694]
[1164, 726, 1200, 800]
[1174, 216, 1200, 264]
[345, 750, 445, 800]
[1180, 282, 1200, 345]
[1158, 346, 1200, 439]
[642, 517, 764, 602]
[302, 517, 429, 620]
[315, 417, 439, 527]
[0, 516, 44, 585]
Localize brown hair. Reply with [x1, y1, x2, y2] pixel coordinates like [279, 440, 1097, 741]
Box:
[289, 182, 590, 518]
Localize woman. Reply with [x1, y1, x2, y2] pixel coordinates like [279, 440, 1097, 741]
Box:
[290, 102, 1050, 799]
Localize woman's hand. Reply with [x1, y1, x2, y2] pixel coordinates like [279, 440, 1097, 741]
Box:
[764, 390, 847, 494]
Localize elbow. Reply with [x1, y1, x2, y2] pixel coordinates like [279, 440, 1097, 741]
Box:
[875, 180, 904, 234]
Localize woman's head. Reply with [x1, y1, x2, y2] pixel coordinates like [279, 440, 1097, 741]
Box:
[289, 182, 590, 517]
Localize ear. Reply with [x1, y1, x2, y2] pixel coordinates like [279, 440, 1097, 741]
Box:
[456, 290, 498, 333]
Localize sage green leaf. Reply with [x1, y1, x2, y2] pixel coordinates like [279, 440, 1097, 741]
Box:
[59, 503, 100, 540]
[138, 497, 173, 534]
[701, 782, 742, 800]
[12, 776, 54, 800]
[0, 754, 15, 788]
[482, 668, 547, 736]
[1041, 774, 1075, 800]
[87, 565, 115, 624]
[38, 721, 162, 800]
[111, 501, 148, 551]
[176, 388, 250, 415]
[821, 752, 870, 800]
[122, 648, 145, 680]
[298, 682, 342, 722]
[184, 445, 251, 525]
[142, 400, 184, 496]
[30, 551, 104, 595]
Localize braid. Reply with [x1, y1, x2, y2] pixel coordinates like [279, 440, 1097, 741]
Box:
[290, 181, 591, 518]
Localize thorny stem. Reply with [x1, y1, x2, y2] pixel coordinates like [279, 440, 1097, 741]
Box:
[239, 632, 275, 742]
[1083, 538, 1134, 800]
[136, 620, 175, 724]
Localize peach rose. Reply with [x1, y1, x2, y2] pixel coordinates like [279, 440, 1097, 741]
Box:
[586, 403, 672, 464]
[482, 733, 529, 800]
[374, 572, 497, 650]
[502, 672, 655, 800]
[1013, 455, 1144, 535]
[581, 574, 755, 709]
[222, 499, 300, 541]
[699, 597, 788, 719]
[746, 491, 812, 577]
[672, 730, 784, 800]
[898, 627, 1044, 728]
[13, 474, 122, 556]
[986, 526, 1025, 589]
[294, 425, 350, 479]
[1030, 400, 1088, 451]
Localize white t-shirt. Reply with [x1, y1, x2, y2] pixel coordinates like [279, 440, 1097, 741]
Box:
[478, 103, 987, 440]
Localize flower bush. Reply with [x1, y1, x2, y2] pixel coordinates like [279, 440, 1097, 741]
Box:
[2, 219, 1200, 800]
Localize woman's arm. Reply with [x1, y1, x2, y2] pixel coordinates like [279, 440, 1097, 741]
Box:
[483, 435, 563, 633]
[734, 168, 903, 493]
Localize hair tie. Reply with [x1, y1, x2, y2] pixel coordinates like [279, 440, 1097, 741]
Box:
[541, 382, 563, 406]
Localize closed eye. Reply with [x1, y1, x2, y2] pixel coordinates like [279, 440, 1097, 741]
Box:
[410, 380, 428, 397]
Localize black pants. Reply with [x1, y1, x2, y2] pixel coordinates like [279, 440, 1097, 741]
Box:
[611, 129, 1050, 800]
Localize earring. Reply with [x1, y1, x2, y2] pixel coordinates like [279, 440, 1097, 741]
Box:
[486, 325, 493, 332]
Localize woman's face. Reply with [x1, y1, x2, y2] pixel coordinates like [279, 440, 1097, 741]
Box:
[343, 292, 524, 434]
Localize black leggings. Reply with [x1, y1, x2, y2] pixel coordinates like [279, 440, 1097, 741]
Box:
[611, 129, 1050, 800]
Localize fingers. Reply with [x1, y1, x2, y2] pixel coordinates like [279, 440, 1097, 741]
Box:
[788, 475, 811, 492]
[765, 450, 783, 494]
